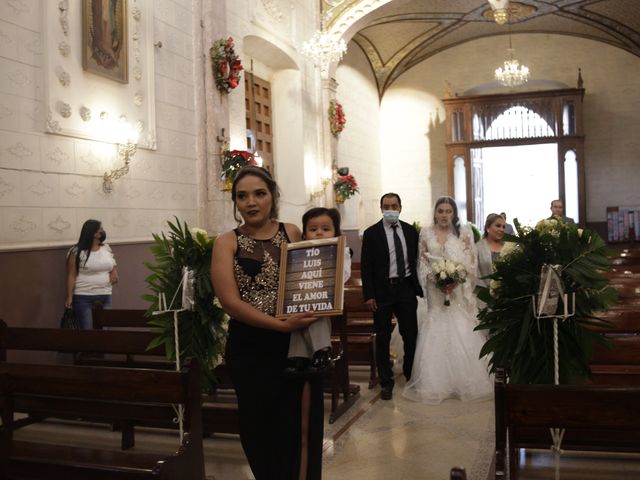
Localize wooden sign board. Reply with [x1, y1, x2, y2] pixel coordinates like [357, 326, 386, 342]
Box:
[276, 236, 345, 318]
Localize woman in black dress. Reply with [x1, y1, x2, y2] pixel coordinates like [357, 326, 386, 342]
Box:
[211, 166, 323, 479]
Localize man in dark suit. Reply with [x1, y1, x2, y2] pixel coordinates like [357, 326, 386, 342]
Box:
[361, 193, 423, 400]
[549, 199, 575, 224]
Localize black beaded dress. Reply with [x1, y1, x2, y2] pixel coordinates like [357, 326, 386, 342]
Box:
[225, 223, 324, 480]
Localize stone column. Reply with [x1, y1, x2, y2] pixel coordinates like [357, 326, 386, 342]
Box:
[319, 77, 338, 207]
[196, 0, 234, 234]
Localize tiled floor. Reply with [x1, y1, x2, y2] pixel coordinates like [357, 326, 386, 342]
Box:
[11, 368, 640, 479]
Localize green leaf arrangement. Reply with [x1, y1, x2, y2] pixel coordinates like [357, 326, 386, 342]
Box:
[475, 218, 617, 384]
[143, 218, 228, 392]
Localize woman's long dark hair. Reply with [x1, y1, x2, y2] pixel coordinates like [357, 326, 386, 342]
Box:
[433, 196, 461, 237]
[231, 166, 279, 224]
[301, 207, 342, 240]
[74, 219, 101, 274]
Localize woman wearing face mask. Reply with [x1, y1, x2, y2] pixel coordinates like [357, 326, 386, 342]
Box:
[65, 219, 118, 329]
[403, 196, 492, 404]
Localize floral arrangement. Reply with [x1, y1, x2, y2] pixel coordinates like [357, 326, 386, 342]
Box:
[221, 149, 256, 191]
[334, 173, 359, 204]
[431, 258, 467, 306]
[475, 217, 617, 385]
[210, 37, 243, 94]
[144, 218, 229, 392]
[328, 99, 346, 137]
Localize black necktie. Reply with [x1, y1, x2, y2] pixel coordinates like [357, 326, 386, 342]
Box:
[391, 224, 406, 278]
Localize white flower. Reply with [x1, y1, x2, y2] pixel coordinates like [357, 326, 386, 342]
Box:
[190, 227, 208, 238]
[500, 241, 518, 257]
[213, 297, 223, 308]
[578, 228, 583, 237]
[439, 271, 447, 280]
[446, 262, 456, 275]
[489, 279, 500, 297]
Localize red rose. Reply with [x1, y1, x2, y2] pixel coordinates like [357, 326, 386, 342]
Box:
[232, 60, 243, 72]
[229, 77, 238, 89]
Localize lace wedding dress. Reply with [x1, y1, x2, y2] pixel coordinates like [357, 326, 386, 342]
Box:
[403, 223, 493, 404]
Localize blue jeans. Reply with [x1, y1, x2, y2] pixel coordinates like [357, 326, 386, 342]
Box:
[72, 294, 112, 329]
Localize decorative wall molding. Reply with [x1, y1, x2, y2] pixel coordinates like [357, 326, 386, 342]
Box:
[10, 215, 37, 235]
[48, 216, 72, 234]
[7, 142, 32, 159]
[43, 0, 156, 149]
[0, 177, 16, 197]
[47, 147, 69, 164]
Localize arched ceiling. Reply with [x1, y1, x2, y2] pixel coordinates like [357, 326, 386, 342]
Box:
[323, 0, 640, 96]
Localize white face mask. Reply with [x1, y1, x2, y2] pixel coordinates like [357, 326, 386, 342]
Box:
[383, 210, 400, 223]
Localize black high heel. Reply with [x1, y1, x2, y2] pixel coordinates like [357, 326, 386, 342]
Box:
[311, 348, 333, 371]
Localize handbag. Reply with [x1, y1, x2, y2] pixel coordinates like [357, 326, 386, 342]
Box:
[60, 307, 79, 329]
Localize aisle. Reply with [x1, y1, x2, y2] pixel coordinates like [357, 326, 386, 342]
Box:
[322, 374, 494, 480]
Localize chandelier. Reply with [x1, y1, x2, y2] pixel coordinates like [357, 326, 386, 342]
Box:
[300, 30, 347, 77]
[487, 0, 510, 24]
[494, 23, 529, 87]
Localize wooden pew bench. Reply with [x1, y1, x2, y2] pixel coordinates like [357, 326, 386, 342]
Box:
[343, 287, 378, 388]
[0, 322, 239, 448]
[494, 369, 640, 480]
[0, 360, 204, 480]
[94, 307, 361, 424]
[590, 334, 640, 385]
[325, 312, 360, 423]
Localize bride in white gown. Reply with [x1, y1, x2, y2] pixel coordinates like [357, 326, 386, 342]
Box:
[403, 196, 493, 404]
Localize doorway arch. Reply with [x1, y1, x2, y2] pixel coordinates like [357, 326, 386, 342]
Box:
[443, 88, 585, 226]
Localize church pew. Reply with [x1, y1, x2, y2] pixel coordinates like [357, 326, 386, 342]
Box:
[343, 286, 379, 388]
[0, 360, 204, 480]
[325, 312, 360, 423]
[589, 309, 640, 334]
[590, 335, 640, 386]
[493, 368, 640, 480]
[0, 321, 240, 448]
[94, 307, 362, 423]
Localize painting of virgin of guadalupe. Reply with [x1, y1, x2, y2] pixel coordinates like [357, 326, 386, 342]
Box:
[82, 0, 128, 83]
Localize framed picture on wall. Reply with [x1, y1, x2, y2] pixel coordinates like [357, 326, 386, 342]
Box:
[82, 0, 129, 83]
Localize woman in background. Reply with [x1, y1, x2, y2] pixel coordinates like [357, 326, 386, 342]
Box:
[477, 213, 507, 286]
[65, 219, 118, 329]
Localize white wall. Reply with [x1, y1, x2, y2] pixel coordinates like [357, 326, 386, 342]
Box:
[335, 42, 382, 232]
[0, 0, 198, 249]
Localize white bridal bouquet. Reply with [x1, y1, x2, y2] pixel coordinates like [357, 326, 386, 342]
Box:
[431, 258, 467, 306]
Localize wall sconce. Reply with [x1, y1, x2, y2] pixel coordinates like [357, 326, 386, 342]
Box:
[103, 123, 139, 193]
[102, 142, 137, 193]
[310, 168, 333, 202]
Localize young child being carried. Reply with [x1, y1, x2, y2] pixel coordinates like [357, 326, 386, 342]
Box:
[287, 207, 351, 372]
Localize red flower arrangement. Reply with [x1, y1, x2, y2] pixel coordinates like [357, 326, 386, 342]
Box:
[210, 37, 243, 94]
[328, 100, 346, 137]
[221, 149, 256, 191]
[334, 173, 359, 204]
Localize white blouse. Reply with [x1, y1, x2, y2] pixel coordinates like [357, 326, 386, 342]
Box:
[71, 244, 117, 296]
